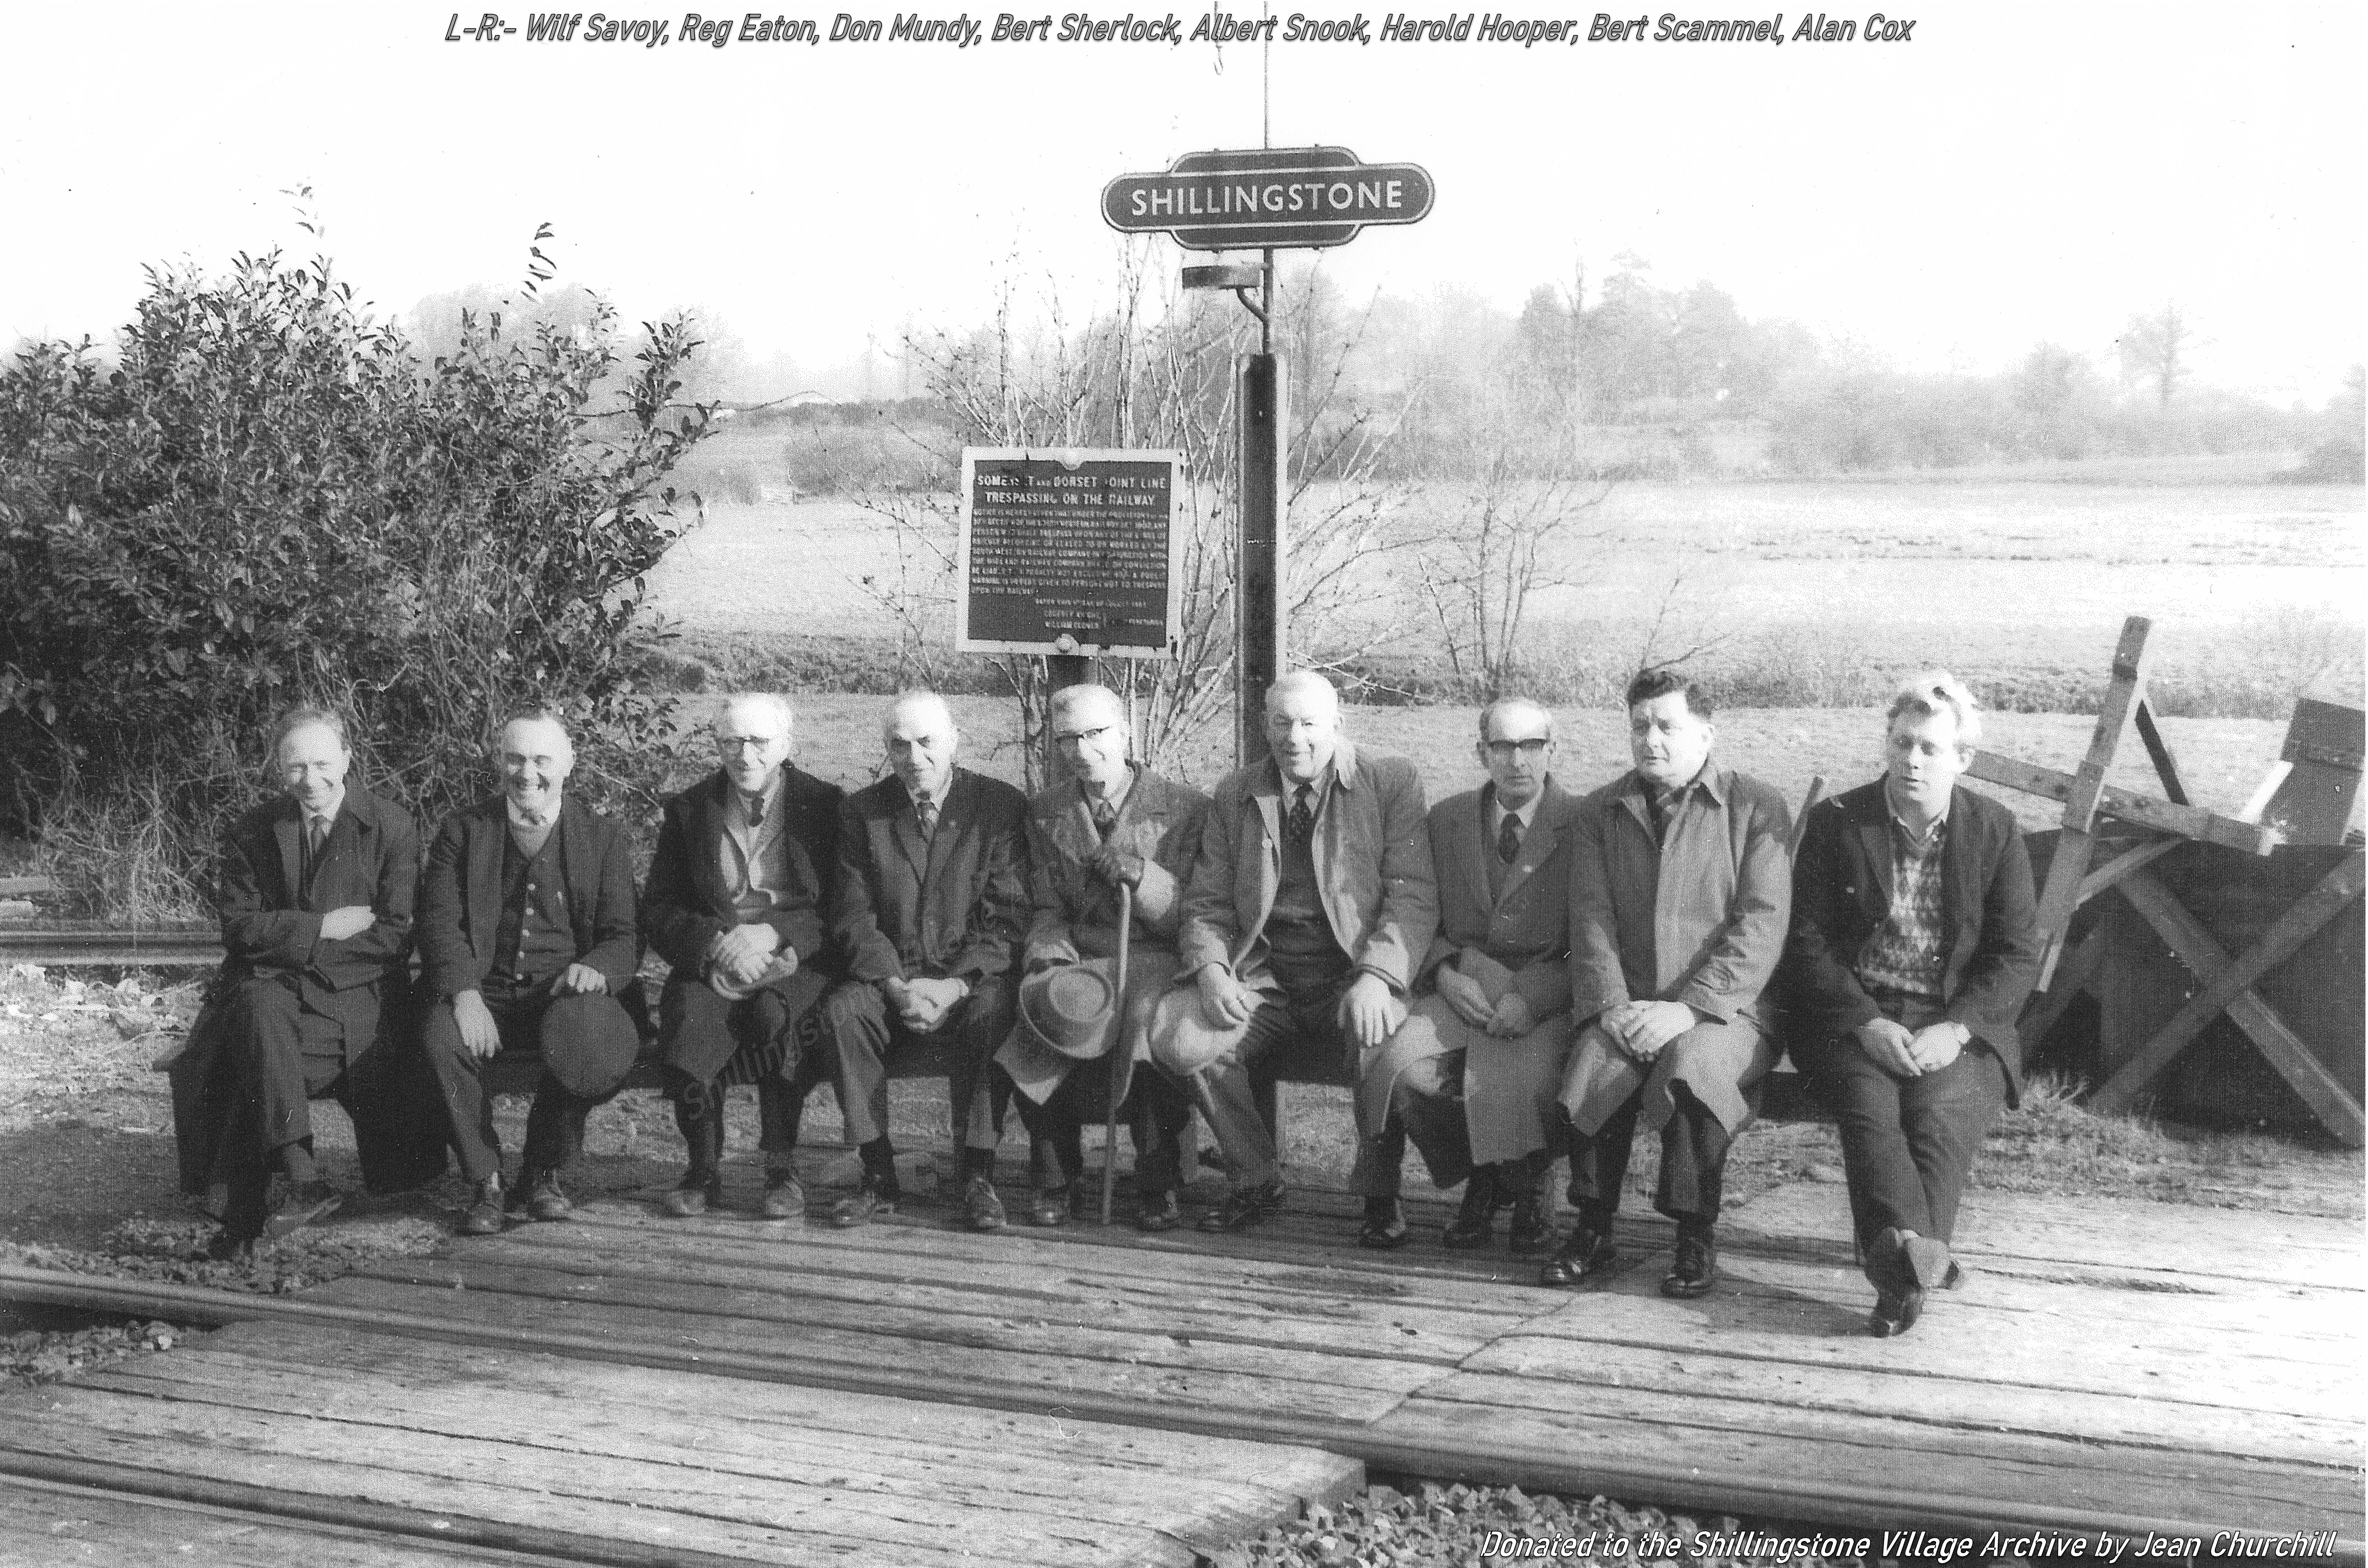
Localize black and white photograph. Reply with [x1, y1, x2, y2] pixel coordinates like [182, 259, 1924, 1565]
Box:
[1, 2, 2361, 1562]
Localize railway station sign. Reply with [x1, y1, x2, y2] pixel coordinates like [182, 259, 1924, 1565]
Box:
[1101, 146, 1434, 250]
[955, 449, 1184, 658]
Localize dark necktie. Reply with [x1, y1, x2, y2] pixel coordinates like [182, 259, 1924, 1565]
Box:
[1497, 811, 1522, 865]
[302, 814, 328, 884]
[1287, 785, 1315, 847]
[1091, 796, 1119, 841]
[915, 797, 939, 839]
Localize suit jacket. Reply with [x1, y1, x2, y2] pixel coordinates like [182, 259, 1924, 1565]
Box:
[1420, 778, 1580, 1021]
[643, 765, 844, 978]
[1024, 765, 1209, 966]
[831, 767, 1029, 985]
[173, 786, 424, 1193]
[1568, 762, 1793, 1032]
[415, 794, 641, 1001]
[1177, 737, 1438, 993]
[1784, 779, 2043, 1091]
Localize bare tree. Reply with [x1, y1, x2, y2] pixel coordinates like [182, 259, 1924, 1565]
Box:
[2117, 303, 2191, 408]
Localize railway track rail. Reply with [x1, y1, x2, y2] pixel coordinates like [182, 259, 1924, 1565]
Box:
[0, 928, 222, 967]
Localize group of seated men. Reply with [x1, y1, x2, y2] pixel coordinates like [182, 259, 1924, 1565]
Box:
[187, 662, 2038, 1338]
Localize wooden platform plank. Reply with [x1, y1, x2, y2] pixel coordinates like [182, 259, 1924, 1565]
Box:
[1364, 1384, 2362, 1544]
[188, 1321, 1361, 1511]
[1509, 1254, 2358, 1421]
[0, 1475, 570, 1568]
[298, 1275, 1427, 1422]
[1726, 1182, 2364, 1289]
[1460, 1335, 2358, 1466]
[417, 1227, 1515, 1361]
[76, 1346, 1330, 1551]
[2, 1388, 1199, 1568]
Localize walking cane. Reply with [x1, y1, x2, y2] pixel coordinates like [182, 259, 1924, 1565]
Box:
[1099, 881, 1131, 1226]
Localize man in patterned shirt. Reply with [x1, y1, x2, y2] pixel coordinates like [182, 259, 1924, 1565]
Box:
[1784, 672, 2042, 1337]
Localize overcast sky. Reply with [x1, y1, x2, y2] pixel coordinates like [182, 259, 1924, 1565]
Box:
[3, 1, 2360, 403]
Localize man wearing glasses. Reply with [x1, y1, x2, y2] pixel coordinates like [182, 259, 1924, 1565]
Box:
[1357, 698, 1579, 1251]
[642, 693, 845, 1220]
[1149, 670, 1437, 1237]
[996, 683, 1205, 1230]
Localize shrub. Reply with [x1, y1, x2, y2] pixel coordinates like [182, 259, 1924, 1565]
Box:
[0, 244, 715, 906]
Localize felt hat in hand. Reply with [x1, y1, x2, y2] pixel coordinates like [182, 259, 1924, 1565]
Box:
[995, 958, 1127, 1106]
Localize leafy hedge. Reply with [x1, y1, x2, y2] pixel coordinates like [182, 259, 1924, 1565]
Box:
[0, 246, 714, 886]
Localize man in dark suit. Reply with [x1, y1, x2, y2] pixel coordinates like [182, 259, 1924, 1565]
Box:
[642, 693, 843, 1219]
[1148, 670, 1438, 1239]
[417, 709, 642, 1234]
[1362, 697, 1578, 1253]
[997, 683, 1204, 1231]
[1785, 672, 2042, 1336]
[823, 690, 1029, 1231]
[185, 706, 421, 1259]
[1544, 668, 1793, 1298]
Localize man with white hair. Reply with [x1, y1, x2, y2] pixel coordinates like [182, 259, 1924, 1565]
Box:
[823, 690, 1030, 1230]
[1785, 672, 2041, 1337]
[183, 705, 422, 1259]
[418, 707, 643, 1235]
[642, 692, 845, 1220]
[1150, 670, 1437, 1237]
[997, 683, 1204, 1230]
[1360, 696, 1579, 1253]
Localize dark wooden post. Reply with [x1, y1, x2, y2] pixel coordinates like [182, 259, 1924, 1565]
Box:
[1235, 351, 1286, 768]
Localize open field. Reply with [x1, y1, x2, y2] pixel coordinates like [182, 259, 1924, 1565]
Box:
[645, 469, 2364, 691]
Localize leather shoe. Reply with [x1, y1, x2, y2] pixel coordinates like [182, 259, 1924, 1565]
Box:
[1136, 1189, 1182, 1233]
[1866, 1228, 1924, 1336]
[760, 1167, 805, 1220]
[262, 1177, 342, 1241]
[1026, 1185, 1073, 1227]
[1661, 1228, 1717, 1299]
[1506, 1191, 1554, 1256]
[1442, 1170, 1497, 1250]
[659, 1173, 721, 1218]
[1197, 1181, 1286, 1232]
[203, 1230, 258, 1264]
[522, 1169, 572, 1223]
[458, 1177, 506, 1237]
[1537, 1212, 1616, 1287]
[964, 1174, 1008, 1232]
[1358, 1196, 1410, 1250]
[829, 1173, 900, 1228]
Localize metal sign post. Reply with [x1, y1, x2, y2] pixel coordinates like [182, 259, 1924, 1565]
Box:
[1104, 146, 1429, 767]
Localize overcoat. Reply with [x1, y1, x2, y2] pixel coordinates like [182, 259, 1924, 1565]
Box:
[997, 765, 1207, 1102]
[642, 765, 844, 979]
[1359, 778, 1579, 1163]
[170, 787, 436, 1193]
[1174, 737, 1438, 993]
[830, 766, 1030, 985]
[1561, 762, 1793, 1135]
[1783, 779, 2043, 1100]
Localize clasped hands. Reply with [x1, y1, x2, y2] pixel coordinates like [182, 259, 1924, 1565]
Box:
[1855, 1015, 1967, 1077]
[885, 974, 969, 1033]
[1432, 964, 1537, 1039]
[1597, 998, 1701, 1063]
[710, 922, 795, 988]
[1194, 965, 1400, 1051]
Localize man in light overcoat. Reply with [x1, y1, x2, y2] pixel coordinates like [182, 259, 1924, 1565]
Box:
[1149, 670, 1438, 1238]
[1358, 697, 1578, 1252]
[1543, 667, 1792, 1298]
[996, 683, 1204, 1230]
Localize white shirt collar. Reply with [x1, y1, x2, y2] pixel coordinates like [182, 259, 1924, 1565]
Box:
[1490, 787, 1545, 833]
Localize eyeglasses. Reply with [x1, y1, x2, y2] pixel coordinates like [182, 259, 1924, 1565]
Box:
[716, 735, 780, 753]
[1482, 738, 1552, 758]
[1053, 724, 1120, 747]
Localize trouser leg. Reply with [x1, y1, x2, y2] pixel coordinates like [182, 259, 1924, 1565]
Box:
[1564, 1085, 1643, 1215]
[420, 999, 502, 1183]
[947, 977, 1017, 1157]
[1811, 1041, 1929, 1250]
[1387, 1050, 1473, 1193]
[1128, 1068, 1190, 1197]
[1900, 1046, 2008, 1245]
[1189, 995, 1299, 1190]
[823, 982, 895, 1148]
[1653, 1080, 1736, 1226]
